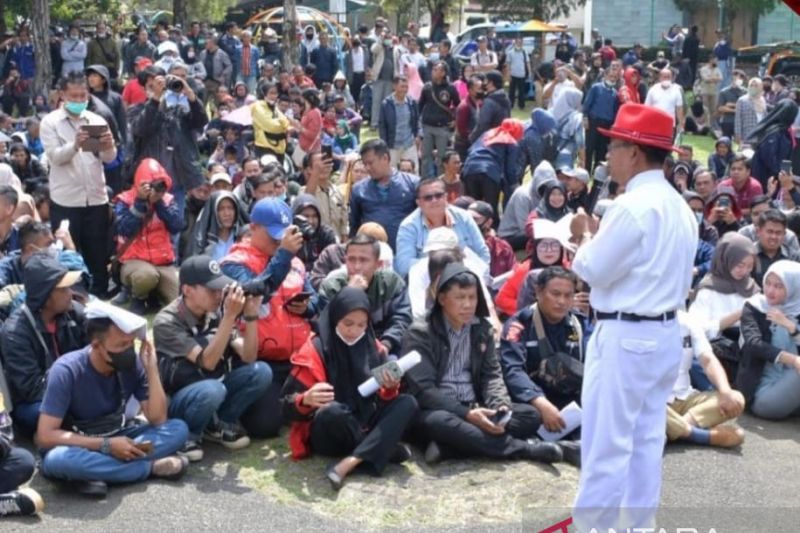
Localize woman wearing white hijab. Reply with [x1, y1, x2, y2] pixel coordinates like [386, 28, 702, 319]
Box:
[551, 87, 585, 168]
[0, 163, 38, 221]
[738, 260, 800, 419]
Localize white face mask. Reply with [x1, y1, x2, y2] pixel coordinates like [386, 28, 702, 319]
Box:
[660, 80, 672, 89]
[336, 327, 366, 347]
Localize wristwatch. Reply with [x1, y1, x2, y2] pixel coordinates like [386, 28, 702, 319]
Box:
[100, 437, 111, 455]
[243, 315, 259, 322]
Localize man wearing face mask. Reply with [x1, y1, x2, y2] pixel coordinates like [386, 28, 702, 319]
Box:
[36, 301, 190, 498]
[717, 70, 747, 139]
[2, 253, 87, 436]
[60, 23, 87, 78]
[299, 25, 320, 67]
[583, 67, 619, 172]
[41, 71, 117, 298]
[369, 30, 398, 130]
[645, 69, 685, 136]
[87, 22, 121, 81]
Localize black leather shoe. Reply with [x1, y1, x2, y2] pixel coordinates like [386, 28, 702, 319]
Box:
[558, 440, 581, 468]
[325, 462, 344, 492]
[524, 439, 563, 464]
[423, 441, 443, 465]
[389, 443, 412, 464]
[73, 480, 108, 498]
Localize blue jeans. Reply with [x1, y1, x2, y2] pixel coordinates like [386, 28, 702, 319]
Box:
[40, 419, 188, 484]
[168, 362, 272, 439]
[0, 447, 36, 492]
[12, 401, 41, 436]
[689, 359, 715, 392]
[171, 183, 186, 259]
[752, 362, 800, 419]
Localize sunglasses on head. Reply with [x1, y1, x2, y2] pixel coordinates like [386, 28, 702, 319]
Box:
[420, 191, 446, 202]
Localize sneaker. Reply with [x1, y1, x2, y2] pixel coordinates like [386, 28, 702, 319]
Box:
[389, 443, 412, 464]
[204, 421, 250, 450]
[110, 286, 130, 306]
[423, 441, 443, 465]
[72, 480, 108, 498]
[558, 440, 581, 468]
[177, 440, 204, 462]
[0, 488, 45, 517]
[151, 455, 189, 481]
[524, 439, 563, 464]
[128, 297, 148, 316]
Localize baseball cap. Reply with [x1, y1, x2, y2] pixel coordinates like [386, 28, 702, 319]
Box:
[209, 172, 232, 186]
[468, 201, 494, 221]
[561, 166, 590, 184]
[423, 227, 459, 254]
[250, 197, 292, 240]
[135, 57, 154, 69]
[558, 165, 578, 178]
[179, 255, 233, 290]
[673, 161, 692, 175]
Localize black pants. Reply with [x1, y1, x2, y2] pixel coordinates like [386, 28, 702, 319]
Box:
[508, 76, 527, 110]
[0, 447, 35, 493]
[585, 118, 613, 173]
[0, 94, 30, 118]
[105, 166, 125, 196]
[350, 72, 366, 107]
[240, 360, 291, 439]
[310, 395, 418, 474]
[721, 121, 735, 139]
[413, 402, 541, 460]
[464, 173, 501, 227]
[505, 233, 529, 252]
[50, 202, 110, 296]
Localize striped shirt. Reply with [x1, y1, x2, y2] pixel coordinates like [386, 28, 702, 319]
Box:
[440, 321, 475, 403]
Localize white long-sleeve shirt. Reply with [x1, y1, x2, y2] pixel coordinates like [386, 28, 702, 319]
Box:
[572, 169, 698, 315]
[688, 288, 748, 340]
[671, 310, 714, 402]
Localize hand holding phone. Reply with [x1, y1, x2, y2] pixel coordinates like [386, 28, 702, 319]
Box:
[490, 409, 513, 427]
[135, 441, 154, 455]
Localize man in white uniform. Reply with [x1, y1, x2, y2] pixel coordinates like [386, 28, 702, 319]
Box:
[571, 103, 698, 532]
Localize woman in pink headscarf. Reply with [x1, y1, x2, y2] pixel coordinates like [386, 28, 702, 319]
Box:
[461, 118, 526, 226]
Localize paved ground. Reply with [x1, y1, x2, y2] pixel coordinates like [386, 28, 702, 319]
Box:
[4, 413, 800, 532]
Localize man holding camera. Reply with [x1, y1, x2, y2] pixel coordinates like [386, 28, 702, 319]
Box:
[129, 64, 208, 243]
[154, 256, 271, 460]
[41, 71, 117, 298]
[113, 158, 184, 315]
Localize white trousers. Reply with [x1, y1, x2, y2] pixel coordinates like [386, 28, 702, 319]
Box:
[573, 318, 682, 533]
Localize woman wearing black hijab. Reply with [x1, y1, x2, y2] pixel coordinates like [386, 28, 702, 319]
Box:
[535, 182, 571, 222]
[748, 99, 799, 190]
[281, 287, 418, 490]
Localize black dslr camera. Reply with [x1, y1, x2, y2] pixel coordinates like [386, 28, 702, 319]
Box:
[151, 180, 167, 194]
[166, 75, 184, 92]
[293, 215, 315, 241]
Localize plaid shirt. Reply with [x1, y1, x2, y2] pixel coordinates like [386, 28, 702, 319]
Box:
[734, 96, 764, 142]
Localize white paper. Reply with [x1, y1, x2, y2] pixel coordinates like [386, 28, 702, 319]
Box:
[358, 351, 422, 397]
[537, 401, 582, 442]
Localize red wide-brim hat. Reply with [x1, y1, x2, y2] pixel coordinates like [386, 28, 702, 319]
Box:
[598, 103, 686, 154]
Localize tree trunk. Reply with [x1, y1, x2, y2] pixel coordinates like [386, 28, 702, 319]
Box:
[0, 1, 7, 37]
[283, 0, 299, 70]
[31, 0, 52, 96]
[173, 0, 189, 30]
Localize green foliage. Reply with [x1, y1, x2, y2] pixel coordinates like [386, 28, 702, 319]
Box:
[480, 0, 587, 20]
[672, 0, 779, 17]
[7, 0, 122, 24]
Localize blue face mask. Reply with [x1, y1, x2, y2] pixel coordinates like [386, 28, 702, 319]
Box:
[165, 90, 190, 111]
[64, 101, 87, 116]
[695, 211, 704, 225]
[277, 192, 287, 202]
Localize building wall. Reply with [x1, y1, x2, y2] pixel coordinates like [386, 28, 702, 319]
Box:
[591, 0, 683, 47]
[757, 2, 800, 44]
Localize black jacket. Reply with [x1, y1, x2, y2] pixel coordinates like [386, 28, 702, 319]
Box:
[418, 81, 460, 128]
[469, 89, 511, 144]
[129, 97, 208, 190]
[291, 194, 338, 273]
[402, 264, 509, 417]
[87, 64, 128, 144]
[737, 301, 800, 405]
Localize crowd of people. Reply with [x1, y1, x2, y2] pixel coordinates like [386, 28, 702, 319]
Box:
[0, 15, 798, 522]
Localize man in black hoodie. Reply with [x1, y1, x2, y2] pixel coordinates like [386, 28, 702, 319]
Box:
[469, 70, 510, 144]
[291, 194, 338, 272]
[1, 252, 87, 435]
[402, 264, 563, 465]
[87, 64, 127, 194]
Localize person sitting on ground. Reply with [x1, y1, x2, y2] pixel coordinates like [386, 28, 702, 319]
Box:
[718, 155, 763, 217]
[8, 143, 45, 195]
[36, 301, 190, 498]
[154, 256, 271, 460]
[299, 151, 348, 242]
[402, 264, 563, 465]
[683, 191, 719, 246]
[113, 158, 184, 314]
[667, 310, 745, 447]
[291, 194, 338, 272]
[519, 109, 556, 178]
[496, 218, 569, 318]
[309, 223, 389, 290]
[319, 234, 412, 358]
[2, 253, 87, 435]
[708, 137, 734, 181]
[738, 261, 800, 420]
[189, 190, 248, 261]
[500, 267, 583, 466]
[0, 386, 44, 517]
[468, 201, 515, 278]
[281, 287, 418, 490]
[219, 198, 314, 438]
[499, 161, 558, 251]
[704, 187, 743, 237]
[395, 177, 490, 278]
[438, 150, 464, 204]
[752, 209, 800, 287]
[738, 195, 800, 254]
[0, 185, 21, 257]
[561, 167, 592, 212]
[535, 181, 572, 222]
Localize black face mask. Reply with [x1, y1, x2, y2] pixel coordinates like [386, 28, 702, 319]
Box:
[107, 346, 137, 373]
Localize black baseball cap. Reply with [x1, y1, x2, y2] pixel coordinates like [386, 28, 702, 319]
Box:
[468, 200, 494, 220]
[179, 255, 233, 290]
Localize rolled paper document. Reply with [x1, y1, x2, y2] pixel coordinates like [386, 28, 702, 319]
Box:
[358, 351, 422, 397]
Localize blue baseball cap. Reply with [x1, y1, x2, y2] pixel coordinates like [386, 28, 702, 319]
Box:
[250, 198, 292, 240]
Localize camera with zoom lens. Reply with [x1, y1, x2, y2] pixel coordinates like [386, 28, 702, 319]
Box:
[151, 180, 167, 193]
[293, 215, 314, 241]
[166, 76, 184, 92]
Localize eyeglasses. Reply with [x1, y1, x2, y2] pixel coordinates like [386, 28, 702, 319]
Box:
[537, 241, 562, 252]
[420, 191, 446, 202]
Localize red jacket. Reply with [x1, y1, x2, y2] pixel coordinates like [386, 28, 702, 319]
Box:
[286, 337, 399, 460]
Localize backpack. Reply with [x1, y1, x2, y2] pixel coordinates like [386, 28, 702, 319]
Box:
[252, 258, 312, 361]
